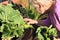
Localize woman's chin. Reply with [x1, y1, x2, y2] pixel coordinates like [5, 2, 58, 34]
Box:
[38, 10, 45, 14]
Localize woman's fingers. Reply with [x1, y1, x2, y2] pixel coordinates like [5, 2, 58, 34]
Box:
[24, 18, 38, 24]
[27, 20, 38, 24]
[24, 18, 32, 22]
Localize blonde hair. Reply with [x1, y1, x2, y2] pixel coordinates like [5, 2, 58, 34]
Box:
[30, 0, 56, 13]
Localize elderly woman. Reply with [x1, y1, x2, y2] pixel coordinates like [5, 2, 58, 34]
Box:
[24, 0, 60, 32]
[1, 0, 60, 34]
[1, 0, 60, 40]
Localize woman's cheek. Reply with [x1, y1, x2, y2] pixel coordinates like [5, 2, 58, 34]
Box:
[36, 7, 45, 14]
[32, 4, 45, 14]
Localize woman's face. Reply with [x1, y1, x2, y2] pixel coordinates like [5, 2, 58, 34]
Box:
[31, 0, 55, 14]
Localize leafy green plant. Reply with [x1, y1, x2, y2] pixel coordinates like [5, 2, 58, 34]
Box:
[19, 5, 47, 20]
[19, 5, 41, 20]
[0, 4, 32, 40]
[36, 25, 57, 40]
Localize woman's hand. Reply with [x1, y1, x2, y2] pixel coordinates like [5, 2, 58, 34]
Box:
[24, 18, 38, 24]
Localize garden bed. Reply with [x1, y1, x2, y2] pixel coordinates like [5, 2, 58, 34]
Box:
[0, 1, 59, 40]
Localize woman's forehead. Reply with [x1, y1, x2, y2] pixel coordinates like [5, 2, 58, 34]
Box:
[30, 0, 55, 13]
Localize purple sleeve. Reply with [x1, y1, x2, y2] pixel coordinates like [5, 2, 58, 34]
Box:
[40, 0, 60, 31]
[42, 15, 51, 26]
[54, 0, 60, 31]
[48, 0, 60, 31]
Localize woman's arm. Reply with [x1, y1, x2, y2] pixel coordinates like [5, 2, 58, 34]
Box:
[24, 16, 51, 26]
[52, 0, 60, 31]
[37, 17, 51, 26]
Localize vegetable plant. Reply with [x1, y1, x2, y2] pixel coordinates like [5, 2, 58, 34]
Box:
[0, 4, 32, 40]
[19, 5, 47, 20]
[0, 2, 57, 40]
[36, 25, 57, 40]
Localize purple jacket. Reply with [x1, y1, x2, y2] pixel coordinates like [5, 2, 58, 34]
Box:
[43, 0, 60, 31]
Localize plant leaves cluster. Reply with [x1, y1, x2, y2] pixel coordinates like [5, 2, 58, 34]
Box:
[19, 5, 47, 20]
[0, 4, 32, 39]
[36, 25, 57, 40]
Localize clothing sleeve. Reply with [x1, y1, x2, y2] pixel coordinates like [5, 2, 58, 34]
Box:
[38, 15, 51, 26]
[54, 0, 60, 31]
[42, 15, 51, 26]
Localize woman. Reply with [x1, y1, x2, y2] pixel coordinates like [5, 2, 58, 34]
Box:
[1, 0, 60, 39]
[1, 0, 60, 33]
[24, 0, 60, 32]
